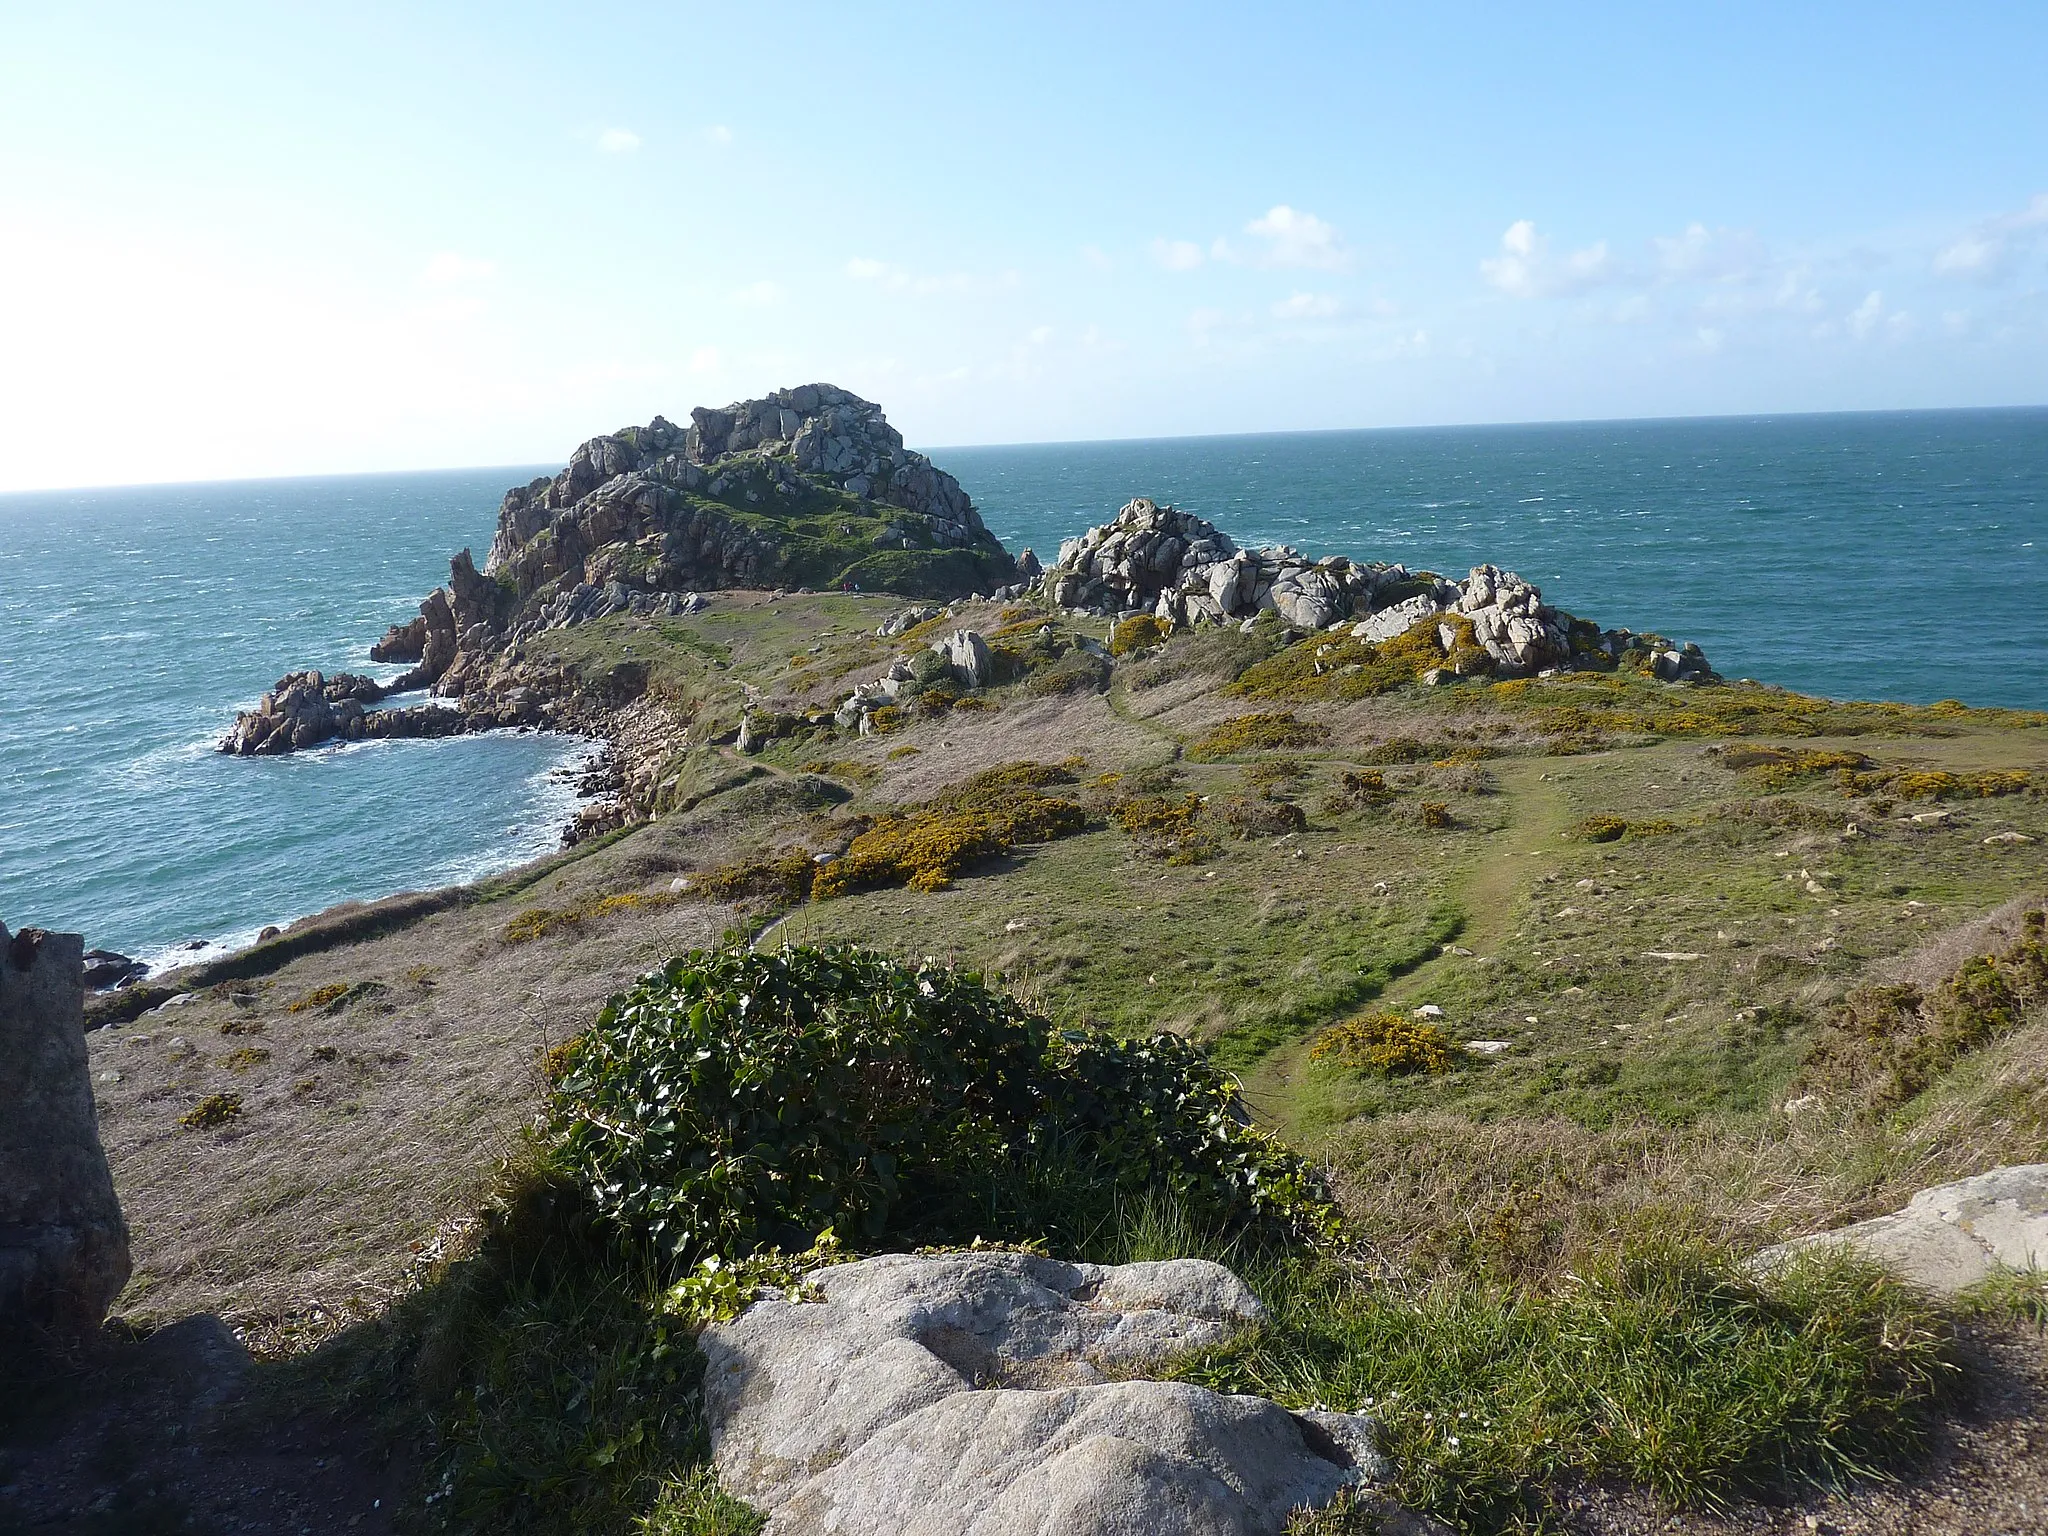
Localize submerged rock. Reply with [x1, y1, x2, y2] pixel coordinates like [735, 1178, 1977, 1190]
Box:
[0, 923, 131, 1346]
[702, 1250, 1412, 1535]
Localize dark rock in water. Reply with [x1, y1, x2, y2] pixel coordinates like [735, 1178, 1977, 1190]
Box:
[0, 922, 132, 1347]
[216, 669, 388, 756]
[370, 615, 427, 663]
[81, 950, 146, 992]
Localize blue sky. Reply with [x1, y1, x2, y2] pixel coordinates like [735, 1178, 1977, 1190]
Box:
[2, 1, 2044, 489]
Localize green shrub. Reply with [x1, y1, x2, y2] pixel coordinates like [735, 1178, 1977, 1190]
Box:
[547, 945, 1338, 1267]
[1024, 650, 1111, 696]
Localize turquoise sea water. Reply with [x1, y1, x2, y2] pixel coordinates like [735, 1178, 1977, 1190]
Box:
[950, 408, 2047, 709]
[1, 408, 2042, 962]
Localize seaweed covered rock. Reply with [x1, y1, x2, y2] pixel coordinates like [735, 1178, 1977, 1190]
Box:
[702, 1250, 1400, 1536]
[0, 924, 131, 1346]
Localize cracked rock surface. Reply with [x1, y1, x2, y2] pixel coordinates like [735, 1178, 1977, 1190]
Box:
[1761, 1163, 2048, 1293]
[701, 1250, 1413, 1535]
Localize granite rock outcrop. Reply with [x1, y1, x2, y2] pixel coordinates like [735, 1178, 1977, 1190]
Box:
[702, 1250, 1419, 1536]
[0, 924, 131, 1345]
[1758, 1164, 2048, 1295]
[482, 386, 1015, 612]
[1039, 498, 1714, 680]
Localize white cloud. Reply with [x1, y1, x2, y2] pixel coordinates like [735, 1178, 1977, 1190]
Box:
[1271, 291, 1343, 320]
[1653, 223, 1764, 283]
[1081, 244, 1113, 271]
[420, 251, 495, 284]
[1480, 220, 1615, 297]
[1152, 238, 1205, 271]
[846, 257, 891, 282]
[1028, 325, 1052, 345]
[704, 125, 734, 146]
[1933, 237, 1999, 276]
[597, 127, 642, 154]
[1932, 191, 2048, 282]
[1847, 290, 1884, 339]
[1244, 205, 1348, 270]
[732, 280, 783, 307]
[688, 346, 721, 373]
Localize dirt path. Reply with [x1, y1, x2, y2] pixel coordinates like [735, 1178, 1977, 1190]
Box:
[1241, 755, 1576, 1141]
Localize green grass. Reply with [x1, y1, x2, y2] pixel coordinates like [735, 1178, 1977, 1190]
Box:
[1161, 1241, 1956, 1531]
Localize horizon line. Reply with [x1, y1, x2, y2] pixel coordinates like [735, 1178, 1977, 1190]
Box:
[2, 399, 2044, 500]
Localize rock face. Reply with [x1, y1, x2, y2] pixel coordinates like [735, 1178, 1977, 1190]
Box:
[483, 385, 1015, 615]
[1039, 498, 1714, 680]
[216, 670, 477, 756]
[216, 670, 386, 755]
[1760, 1165, 2048, 1294]
[0, 924, 131, 1345]
[701, 1251, 1401, 1535]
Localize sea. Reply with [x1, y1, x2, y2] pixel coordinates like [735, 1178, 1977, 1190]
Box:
[1, 408, 2042, 965]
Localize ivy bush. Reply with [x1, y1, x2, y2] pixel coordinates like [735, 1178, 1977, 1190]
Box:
[547, 945, 1337, 1267]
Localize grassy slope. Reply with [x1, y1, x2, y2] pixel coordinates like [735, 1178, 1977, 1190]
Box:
[80, 591, 2048, 1530]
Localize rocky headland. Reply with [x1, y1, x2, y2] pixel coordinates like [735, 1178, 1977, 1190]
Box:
[217, 386, 1714, 850]
[54, 385, 2034, 1535]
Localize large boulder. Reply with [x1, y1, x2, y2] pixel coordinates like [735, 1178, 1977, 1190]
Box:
[935, 628, 993, 688]
[1040, 499, 1421, 631]
[1758, 1165, 2048, 1294]
[0, 924, 131, 1346]
[702, 1251, 1409, 1535]
[216, 669, 386, 755]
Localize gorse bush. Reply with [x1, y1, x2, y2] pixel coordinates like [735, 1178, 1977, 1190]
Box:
[1187, 711, 1330, 760]
[1228, 614, 1492, 702]
[811, 762, 1089, 896]
[547, 945, 1338, 1267]
[1309, 1013, 1464, 1076]
[1804, 907, 2048, 1112]
[1109, 613, 1170, 655]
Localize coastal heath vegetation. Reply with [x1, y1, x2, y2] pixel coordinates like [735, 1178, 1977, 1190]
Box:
[297, 944, 1960, 1536]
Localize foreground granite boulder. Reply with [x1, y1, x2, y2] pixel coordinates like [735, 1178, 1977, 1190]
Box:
[0, 923, 131, 1345]
[701, 1250, 1422, 1535]
[1760, 1164, 2048, 1294]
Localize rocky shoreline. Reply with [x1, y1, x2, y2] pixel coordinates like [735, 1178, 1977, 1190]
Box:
[211, 380, 1717, 921]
